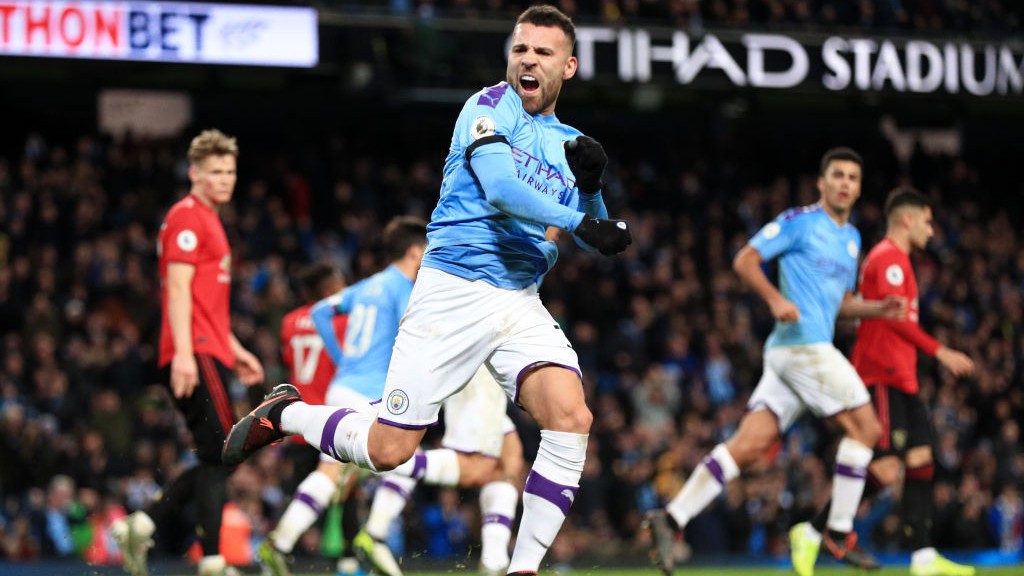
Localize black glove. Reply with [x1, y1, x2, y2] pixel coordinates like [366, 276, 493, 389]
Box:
[574, 217, 632, 256]
[564, 136, 607, 195]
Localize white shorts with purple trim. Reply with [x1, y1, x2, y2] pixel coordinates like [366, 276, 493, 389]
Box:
[747, 343, 870, 431]
[377, 266, 580, 429]
[441, 365, 516, 458]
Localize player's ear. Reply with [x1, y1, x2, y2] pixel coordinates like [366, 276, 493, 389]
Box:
[901, 208, 915, 228]
[563, 55, 577, 80]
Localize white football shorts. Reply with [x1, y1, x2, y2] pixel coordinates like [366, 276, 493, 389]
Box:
[378, 266, 581, 428]
[747, 343, 871, 431]
[441, 365, 516, 458]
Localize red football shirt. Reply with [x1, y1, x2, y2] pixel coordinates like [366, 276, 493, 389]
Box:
[280, 304, 347, 406]
[158, 195, 234, 368]
[851, 238, 940, 394]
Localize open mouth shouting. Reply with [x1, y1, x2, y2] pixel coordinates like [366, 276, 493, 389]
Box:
[520, 74, 540, 94]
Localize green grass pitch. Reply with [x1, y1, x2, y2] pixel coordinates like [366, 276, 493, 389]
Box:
[250, 569, 1021, 576]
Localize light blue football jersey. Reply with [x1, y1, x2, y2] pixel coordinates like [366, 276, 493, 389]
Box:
[423, 82, 607, 289]
[749, 204, 861, 348]
[310, 265, 413, 400]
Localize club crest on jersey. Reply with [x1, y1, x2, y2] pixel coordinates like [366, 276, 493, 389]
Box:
[761, 222, 781, 239]
[885, 264, 904, 286]
[847, 240, 858, 258]
[177, 229, 198, 252]
[470, 116, 496, 140]
[218, 255, 233, 283]
[387, 389, 410, 415]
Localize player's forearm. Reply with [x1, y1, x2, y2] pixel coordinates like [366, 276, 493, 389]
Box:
[571, 193, 608, 253]
[577, 191, 608, 219]
[837, 295, 878, 319]
[229, 333, 250, 359]
[571, 192, 610, 253]
[310, 298, 345, 366]
[887, 320, 942, 355]
[167, 284, 194, 357]
[838, 295, 894, 319]
[469, 150, 584, 231]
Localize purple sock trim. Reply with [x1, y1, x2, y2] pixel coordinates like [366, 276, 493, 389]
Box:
[294, 492, 324, 516]
[835, 463, 867, 479]
[380, 480, 412, 500]
[320, 408, 356, 461]
[411, 452, 427, 480]
[703, 455, 726, 486]
[523, 471, 577, 516]
[481, 513, 513, 529]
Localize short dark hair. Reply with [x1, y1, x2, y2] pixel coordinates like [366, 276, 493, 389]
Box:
[819, 146, 863, 176]
[517, 5, 575, 47]
[884, 187, 931, 218]
[382, 216, 428, 262]
[299, 262, 340, 301]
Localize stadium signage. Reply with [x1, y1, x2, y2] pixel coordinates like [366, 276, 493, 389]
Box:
[574, 27, 1023, 96]
[0, 1, 318, 67]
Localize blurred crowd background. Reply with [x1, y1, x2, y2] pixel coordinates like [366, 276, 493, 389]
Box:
[2, 0, 1024, 570]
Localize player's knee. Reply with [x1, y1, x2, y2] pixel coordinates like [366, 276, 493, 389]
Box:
[538, 403, 592, 433]
[370, 443, 417, 472]
[904, 446, 933, 469]
[860, 418, 882, 448]
[845, 408, 882, 448]
[727, 437, 770, 468]
[371, 452, 407, 472]
[368, 424, 425, 471]
[459, 459, 501, 488]
[499, 461, 524, 485]
[871, 460, 900, 486]
[317, 461, 344, 482]
[727, 414, 778, 467]
[564, 405, 593, 433]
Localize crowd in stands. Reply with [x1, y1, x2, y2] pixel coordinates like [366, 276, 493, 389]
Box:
[1, 108, 1022, 569]
[335, 0, 1023, 35]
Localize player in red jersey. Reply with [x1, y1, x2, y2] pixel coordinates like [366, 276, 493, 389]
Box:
[281, 263, 347, 407]
[113, 129, 265, 576]
[791, 188, 975, 576]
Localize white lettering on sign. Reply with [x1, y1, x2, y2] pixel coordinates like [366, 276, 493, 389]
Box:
[570, 26, 1024, 97]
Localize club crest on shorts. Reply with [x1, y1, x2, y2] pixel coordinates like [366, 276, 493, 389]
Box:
[892, 429, 908, 451]
[387, 389, 410, 415]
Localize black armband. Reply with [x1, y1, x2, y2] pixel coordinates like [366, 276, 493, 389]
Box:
[464, 135, 509, 162]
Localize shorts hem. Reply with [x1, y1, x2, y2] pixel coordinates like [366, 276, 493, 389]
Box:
[377, 416, 438, 430]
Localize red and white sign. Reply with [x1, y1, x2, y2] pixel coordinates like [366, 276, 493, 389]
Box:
[0, 1, 318, 67]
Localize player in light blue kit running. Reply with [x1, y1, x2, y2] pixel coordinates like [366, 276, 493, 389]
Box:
[224, 5, 632, 575]
[645, 147, 905, 575]
[255, 216, 427, 576]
